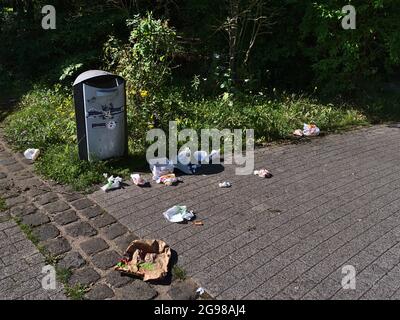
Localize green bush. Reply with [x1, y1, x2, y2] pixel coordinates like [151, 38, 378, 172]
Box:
[104, 13, 180, 95]
[104, 13, 181, 130]
[299, 0, 400, 95]
[4, 86, 76, 151]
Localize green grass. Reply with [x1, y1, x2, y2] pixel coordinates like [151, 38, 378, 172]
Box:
[14, 218, 40, 245]
[13, 217, 59, 264]
[172, 265, 187, 280]
[0, 196, 6, 212]
[34, 144, 149, 191]
[64, 284, 88, 300]
[34, 144, 107, 191]
[56, 267, 72, 284]
[56, 267, 87, 300]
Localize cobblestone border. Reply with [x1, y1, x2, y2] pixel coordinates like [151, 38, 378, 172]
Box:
[0, 129, 205, 300]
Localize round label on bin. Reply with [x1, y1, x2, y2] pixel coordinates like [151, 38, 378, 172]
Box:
[106, 121, 117, 130]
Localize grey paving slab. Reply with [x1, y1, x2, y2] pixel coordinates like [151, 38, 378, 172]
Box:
[88, 125, 400, 299]
[0, 216, 67, 300]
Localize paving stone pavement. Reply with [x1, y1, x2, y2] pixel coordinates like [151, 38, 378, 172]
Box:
[0, 130, 199, 300]
[0, 211, 66, 300]
[89, 124, 400, 300]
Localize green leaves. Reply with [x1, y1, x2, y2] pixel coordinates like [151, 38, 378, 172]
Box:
[106, 12, 180, 94]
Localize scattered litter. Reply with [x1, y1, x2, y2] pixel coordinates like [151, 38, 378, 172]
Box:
[192, 220, 204, 226]
[267, 208, 282, 214]
[163, 205, 195, 223]
[303, 123, 320, 136]
[174, 148, 221, 174]
[208, 149, 220, 162]
[115, 239, 171, 281]
[156, 173, 182, 186]
[101, 175, 122, 192]
[149, 158, 174, 180]
[177, 147, 192, 165]
[131, 173, 148, 187]
[196, 287, 205, 295]
[193, 150, 208, 163]
[254, 169, 272, 178]
[293, 129, 303, 137]
[174, 162, 198, 175]
[23, 148, 40, 161]
[219, 181, 232, 188]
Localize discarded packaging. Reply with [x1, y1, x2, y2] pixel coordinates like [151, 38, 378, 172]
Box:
[163, 205, 195, 223]
[196, 287, 205, 295]
[131, 173, 147, 187]
[174, 148, 221, 174]
[254, 169, 272, 178]
[115, 239, 171, 281]
[156, 173, 181, 186]
[177, 147, 192, 165]
[303, 123, 320, 136]
[23, 148, 40, 161]
[208, 149, 220, 162]
[174, 162, 198, 175]
[293, 129, 303, 137]
[193, 150, 208, 162]
[149, 158, 174, 180]
[101, 175, 122, 192]
[219, 181, 232, 188]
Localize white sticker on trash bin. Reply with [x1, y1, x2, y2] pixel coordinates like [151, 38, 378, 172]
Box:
[106, 121, 117, 130]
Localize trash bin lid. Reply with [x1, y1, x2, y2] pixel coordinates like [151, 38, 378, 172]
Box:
[73, 70, 118, 86]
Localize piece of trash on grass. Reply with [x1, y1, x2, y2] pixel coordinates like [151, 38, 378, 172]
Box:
[23, 148, 40, 161]
[293, 129, 303, 137]
[163, 205, 195, 223]
[303, 123, 320, 136]
[219, 181, 232, 188]
[131, 173, 148, 187]
[115, 239, 171, 281]
[101, 175, 122, 192]
[196, 287, 205, 295]
[156, 173, 182, 186]
[254, 169, 272, 178]
[192, 220, 204, 226]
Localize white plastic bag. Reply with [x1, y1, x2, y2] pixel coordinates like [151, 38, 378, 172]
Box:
[163, 205, 195, 223]
[208, 149, 220, 161]
[193, 150, 208, 162]
[23, 148, 40, 161]
[148, 158, 174, 180]
[177, 147, 191, 165]
[101, 175, 122, 192]
[303, 123, 320, 136]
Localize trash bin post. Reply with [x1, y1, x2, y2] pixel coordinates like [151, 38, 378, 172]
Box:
[73, 70, 128, 161]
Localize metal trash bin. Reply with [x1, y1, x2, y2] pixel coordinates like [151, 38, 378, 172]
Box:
[73, 70, 128, 161]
